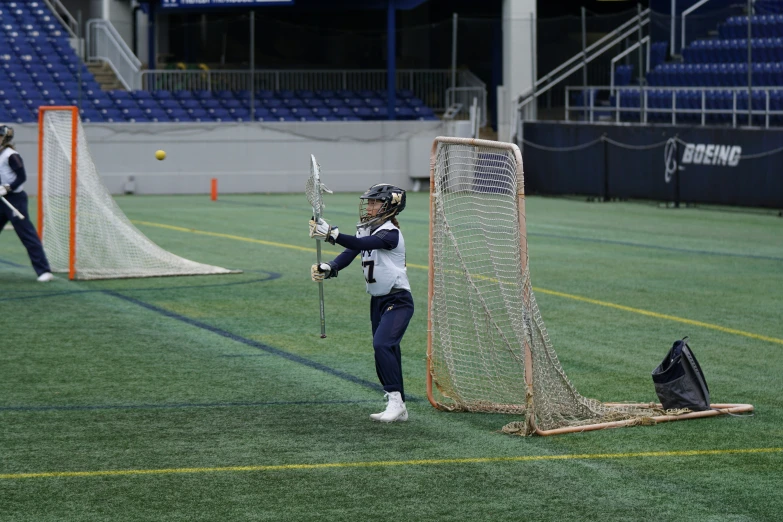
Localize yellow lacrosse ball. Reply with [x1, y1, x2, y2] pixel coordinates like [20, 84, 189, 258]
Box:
[155, 150, 166, 161]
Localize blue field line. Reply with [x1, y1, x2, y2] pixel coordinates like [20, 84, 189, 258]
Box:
[0, 256, 25, 268]
[218, 353, 272, 357]
[0, 273, 281, 302]
[530, 232, 783, 262]
[102, 290, 395, 397]
[0, 399, 384, 413]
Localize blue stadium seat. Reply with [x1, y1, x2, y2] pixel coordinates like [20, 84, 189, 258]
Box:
[157, 99, 181, 110]
[123, 107, 147, 122]
[167, 108, 190, 122]
[188, 108, 209, 121]
[305, 98, 325, 108]
[332, 107, 354, 119]
[201, 99, 222, 110]
[101, 108, 125, 122]
[146, 108, 170, 122]
[353, 107, 374, 120]
[344, 97, 365, 108]
[269, 107, 291, 119]
[227, 107, 250, 120]
[291, 107, 314, 120]
[414, 106, 437, 120]
[221, 99, 244, 109]
[180, 99, 202, 110]
[208, 107, 231, 121]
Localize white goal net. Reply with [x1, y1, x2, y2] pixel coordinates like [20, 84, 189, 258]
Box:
[39, 107, 239, 280]
[427, 137, 751, 435]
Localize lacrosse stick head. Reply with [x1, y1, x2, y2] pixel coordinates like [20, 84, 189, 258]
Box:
[306, 154, 331, 220]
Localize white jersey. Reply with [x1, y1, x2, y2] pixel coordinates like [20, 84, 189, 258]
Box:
[357, 220, 410, 296]
[0, 147, 22, 193]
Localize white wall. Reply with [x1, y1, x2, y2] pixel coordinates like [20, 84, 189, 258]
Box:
[12, 121, 446, 196]
[499, 0, 536, 142]
[106, 0, 135, 51]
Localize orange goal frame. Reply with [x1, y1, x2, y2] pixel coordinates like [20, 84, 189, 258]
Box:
[38, 106, 79, 280]
[426, 136, 754, 436]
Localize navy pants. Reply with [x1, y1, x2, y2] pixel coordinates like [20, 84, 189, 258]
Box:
[0, 191, 51, 276]
[370, 289, 414, 402]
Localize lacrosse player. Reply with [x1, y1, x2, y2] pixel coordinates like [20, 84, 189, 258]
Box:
[0, 125, 53, 282]
[309, 184, 413, 423]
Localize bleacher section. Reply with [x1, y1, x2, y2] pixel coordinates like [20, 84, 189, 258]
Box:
[0, 2, 437, 124]
[606, 11, 783, 125]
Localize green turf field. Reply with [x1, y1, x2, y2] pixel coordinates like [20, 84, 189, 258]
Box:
[1, 193, 781, 521]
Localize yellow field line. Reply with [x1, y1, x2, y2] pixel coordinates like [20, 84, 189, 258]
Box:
[132, 220, 315, 253]
[132, 220, 783, 346]
[532, 288, 783, 346]
[2, 447, 780, 480]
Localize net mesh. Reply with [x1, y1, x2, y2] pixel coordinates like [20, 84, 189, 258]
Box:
[429, 139, 661, 435]
[305, 154, 331, 221]
[40, 109, 239, 280]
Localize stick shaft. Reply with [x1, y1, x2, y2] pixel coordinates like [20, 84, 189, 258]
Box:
[316, 240, 326, 337]
[0, 196, 25, 220]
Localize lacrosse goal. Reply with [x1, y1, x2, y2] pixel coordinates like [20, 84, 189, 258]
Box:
[427, 136, 753, 435]
[37, 106, 239, 280]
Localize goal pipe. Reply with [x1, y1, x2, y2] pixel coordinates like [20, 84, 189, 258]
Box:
[38, 106, 80, 280]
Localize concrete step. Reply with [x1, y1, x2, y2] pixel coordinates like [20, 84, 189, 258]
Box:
[86, 61, 124, 92]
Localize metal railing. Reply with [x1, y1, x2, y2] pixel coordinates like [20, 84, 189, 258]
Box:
[682, 0, 715, 53]
[42, 0, 78, 38]
[444, 70, 488, 125]
[86, 19, 142, 90]
[565, 85, 783, 128]
[513, 8, 651, 136]
[139, 69, 486, 114]
[445, 87, 487, 126]
[610, 36, 650, 95]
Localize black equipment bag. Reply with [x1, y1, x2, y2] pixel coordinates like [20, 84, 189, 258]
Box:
[651, 337, 711, 411]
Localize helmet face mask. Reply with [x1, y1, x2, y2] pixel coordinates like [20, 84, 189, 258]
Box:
[0, 125, 13, 149]
[358, 183, 406, 228]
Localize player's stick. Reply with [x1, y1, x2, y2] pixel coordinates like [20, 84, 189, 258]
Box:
[0, 196, 24, 220]
[306, 154, 332, 338]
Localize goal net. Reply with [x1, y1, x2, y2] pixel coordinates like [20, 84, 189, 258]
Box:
[38, 106, 240, 280]
[427, 137, 752, 435]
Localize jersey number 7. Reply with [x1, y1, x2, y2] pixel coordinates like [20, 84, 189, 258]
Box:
[362, 260, 377, 283]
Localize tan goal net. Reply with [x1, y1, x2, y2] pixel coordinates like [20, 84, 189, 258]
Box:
[427, 137, 753, 436]
[38, 106, 239, 280]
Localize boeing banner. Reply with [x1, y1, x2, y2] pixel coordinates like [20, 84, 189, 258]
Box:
[522, 122, 783, 209]
[160, 0, 294, 8]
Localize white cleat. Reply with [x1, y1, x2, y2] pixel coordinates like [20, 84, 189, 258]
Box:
[370, 391, 408, 423]
[37, 272, 54, 282]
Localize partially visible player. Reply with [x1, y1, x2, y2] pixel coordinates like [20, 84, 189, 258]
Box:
[309, 184, 413, 423]
[0, 125, 53, 282]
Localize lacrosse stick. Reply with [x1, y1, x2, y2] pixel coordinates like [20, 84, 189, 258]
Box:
[306, 154, 332, 338]
[1, 196, 24, 220]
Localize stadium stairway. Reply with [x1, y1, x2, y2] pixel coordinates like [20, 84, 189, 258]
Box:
[87, 62, 124, 91]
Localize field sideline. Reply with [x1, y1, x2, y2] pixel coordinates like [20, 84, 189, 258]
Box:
[1, 193, 781, 521]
